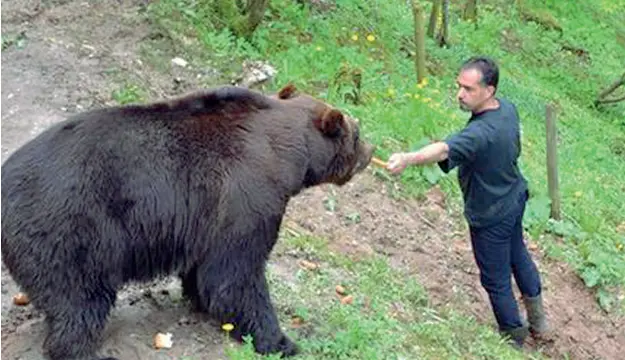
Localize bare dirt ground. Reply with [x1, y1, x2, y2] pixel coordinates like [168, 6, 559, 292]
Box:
[1, 1, 624, 359]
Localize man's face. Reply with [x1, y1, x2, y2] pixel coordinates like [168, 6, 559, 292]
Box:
[456, 68, 495, 112]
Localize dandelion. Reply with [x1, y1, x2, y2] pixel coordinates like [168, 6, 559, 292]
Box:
[315, 46, 323, 51]
[387, 88, 396, 97]
[366, 34, 375, 42]
[413, 94, 420, 99]
[222, 323, 234, 332]
[574, 191, 583, 198]
[351, 34, 359, 41]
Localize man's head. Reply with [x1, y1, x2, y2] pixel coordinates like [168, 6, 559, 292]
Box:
[456, 56, 499, 113]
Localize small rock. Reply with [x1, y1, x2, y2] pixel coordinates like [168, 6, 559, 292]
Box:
[171, 57, 188, 67]
[13, 292, 30, 306]
[153, 332, 173, 349]
[340, 295, 354, 305]
[335, 285, 346, 295]
[299, 260, 319, 271]
[238, 60, 277, 88]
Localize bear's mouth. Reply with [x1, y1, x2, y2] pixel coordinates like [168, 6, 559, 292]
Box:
[344, 142, 375, 180]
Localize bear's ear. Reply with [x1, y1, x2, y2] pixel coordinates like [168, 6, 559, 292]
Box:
[314, 108, 344, 138]
[277, 83, 298, 100]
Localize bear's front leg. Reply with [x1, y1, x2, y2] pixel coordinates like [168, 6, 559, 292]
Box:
[193, 235, 299, 357]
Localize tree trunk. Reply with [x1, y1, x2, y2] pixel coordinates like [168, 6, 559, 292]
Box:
[437, 0, 450, 47]
[214, 0, 268, 39]
[244, 0, 268, 38]
[427, 0, 441, 39]
[413, 0, 427, 84]
[463, 0, 477, 22]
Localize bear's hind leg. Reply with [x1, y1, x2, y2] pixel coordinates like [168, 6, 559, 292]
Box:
[42, 289, 116, 360]
[194, 247, 298, 357]
[180, 265, 206, 312]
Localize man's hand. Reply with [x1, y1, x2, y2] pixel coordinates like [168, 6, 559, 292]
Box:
[386, 142, 450, 175]
[387, 153, 409, 174]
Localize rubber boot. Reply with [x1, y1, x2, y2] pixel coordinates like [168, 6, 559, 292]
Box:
[523, 294, 549, 337]
[500, 325, 530, 349]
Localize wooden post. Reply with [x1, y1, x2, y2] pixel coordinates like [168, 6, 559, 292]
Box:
[427, 0, 441, 38]
[546, 103, 561, 220]
[412, 0, 426, 84]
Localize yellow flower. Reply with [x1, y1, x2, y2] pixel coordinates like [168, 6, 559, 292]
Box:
[413, 94, 420, 99]
[222, 323, 234, 332]
[422, 97, 432, 103]
[366, 34, 375, 42]
[574, 191, 583, 198]
[351, 34, 359, 41]
[315, 46, 323, 51]
[617, 243, 623, 251]
[387, 88, 396, 96]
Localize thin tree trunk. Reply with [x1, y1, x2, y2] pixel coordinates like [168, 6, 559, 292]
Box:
[214, 0, 268, 39]
[413, 0, 427, 84]
[463, 0, 477, 22]
[436, 0, 450, 47]
[427, 0, 441, 39]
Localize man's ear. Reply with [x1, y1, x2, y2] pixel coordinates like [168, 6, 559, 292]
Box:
[313, 108, 344, 138]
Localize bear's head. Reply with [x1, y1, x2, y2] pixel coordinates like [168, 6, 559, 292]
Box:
[273, 83, 375, 187]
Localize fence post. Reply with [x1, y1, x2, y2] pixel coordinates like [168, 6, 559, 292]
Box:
[546, 103, 561, 220]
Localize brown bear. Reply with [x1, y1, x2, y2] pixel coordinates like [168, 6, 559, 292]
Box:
[1, 83, 375, 360]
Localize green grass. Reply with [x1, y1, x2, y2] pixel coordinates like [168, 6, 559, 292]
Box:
[220, 232, 546, 360]
[111, 83, 146, 105]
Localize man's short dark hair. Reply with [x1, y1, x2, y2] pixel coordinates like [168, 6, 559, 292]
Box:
[461, 56, 499, 91]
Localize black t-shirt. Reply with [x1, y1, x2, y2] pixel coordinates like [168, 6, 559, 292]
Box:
[438, 98, 528, 228]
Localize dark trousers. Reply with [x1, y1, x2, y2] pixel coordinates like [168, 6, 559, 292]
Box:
[469, 190, 542, 331]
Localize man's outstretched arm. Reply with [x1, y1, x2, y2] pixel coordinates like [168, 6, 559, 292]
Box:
[387, 142, 449, 174]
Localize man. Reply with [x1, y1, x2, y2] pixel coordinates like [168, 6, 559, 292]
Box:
[386, 56, 548, 348]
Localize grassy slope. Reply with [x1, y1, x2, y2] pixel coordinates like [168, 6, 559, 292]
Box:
[142, 0, 624, 357]
[225, 232, 543, 360]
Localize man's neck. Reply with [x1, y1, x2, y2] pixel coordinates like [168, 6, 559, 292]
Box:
[472, 97, 500, 115]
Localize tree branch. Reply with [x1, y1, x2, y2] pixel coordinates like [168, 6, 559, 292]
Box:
[597, 72, 625, 101]
[596, 95, 625, 105]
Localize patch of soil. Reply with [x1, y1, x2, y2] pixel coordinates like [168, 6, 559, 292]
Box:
[1, 1, 624, 360]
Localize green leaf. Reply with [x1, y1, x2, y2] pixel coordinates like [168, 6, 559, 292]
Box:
[580, 266, 601, 288]
[597, 288, 614, 312]
[422, 164, 443, 185]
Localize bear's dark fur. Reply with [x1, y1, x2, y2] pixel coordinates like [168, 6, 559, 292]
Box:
[1, 84, 374, 360]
